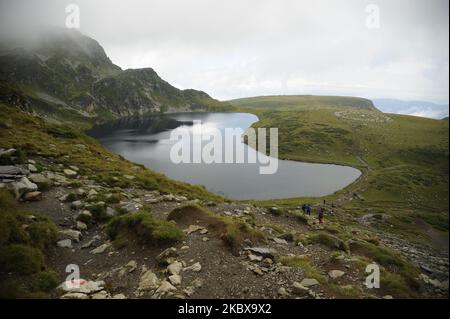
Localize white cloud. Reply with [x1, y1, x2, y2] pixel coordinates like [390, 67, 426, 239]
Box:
[1, 0, 448, 103]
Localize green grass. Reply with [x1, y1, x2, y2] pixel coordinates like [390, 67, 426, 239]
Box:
[106, 210, 184, 246]
[234, 99, 448, 245]
[229, 95, 376, 111]
[168, 204, 266, 253]
[277, 255, 327, 283]
[0, 244, 44, 275]
[306, 232, 349, 252]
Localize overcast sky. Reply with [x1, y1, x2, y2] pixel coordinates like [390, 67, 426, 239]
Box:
[1, 0, 449, 106]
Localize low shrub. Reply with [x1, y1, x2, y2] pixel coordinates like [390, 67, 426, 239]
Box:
[0, 244, 44, 275]
[106, 210, 184, 245]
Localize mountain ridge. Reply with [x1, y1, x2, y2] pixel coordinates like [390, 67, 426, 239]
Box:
[0, 28, 229, 126]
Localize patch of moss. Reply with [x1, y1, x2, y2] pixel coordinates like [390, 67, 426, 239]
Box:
[0, 244, 44, 275]
[307, 232, 349, 253]
[32, 270, 59, 292]
[27, 219, 58, 250]
[106, 210, 184, 245]
[277, 255, 327, 283]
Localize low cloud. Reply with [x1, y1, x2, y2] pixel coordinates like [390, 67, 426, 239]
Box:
[1, 0, 448, 104]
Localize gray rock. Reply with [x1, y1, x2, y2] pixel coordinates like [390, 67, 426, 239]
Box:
[61, 292, 89, 299]
[328, 270, 345, 279]
[300, 278, 320, 287]
[63, 169, 77, 177]
[59, 229, 82, 242]
[156, 281, 177, 294]
[76, 221, 88, 231]
[0, 165, 27, 176]
[57, 239, 72, 248]
[244, 247, 277, 259]
[71, 200, 84, 210]
[156, 247, 178, 264]
[28, 173, 51, 186]
[184, 262, 202, 272]
[10, 177, 37, 199]
[23, 191, 42, 202]
[90, 242, 111, 254]
[27, 164, 37, 173]
[167, 261, 183, 276]
[138, 270, 161, 291]
[169, 274, 182, 286]
[292, 282, 309, 295]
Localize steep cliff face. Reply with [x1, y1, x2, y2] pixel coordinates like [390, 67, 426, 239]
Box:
[0, 28, 228, 124]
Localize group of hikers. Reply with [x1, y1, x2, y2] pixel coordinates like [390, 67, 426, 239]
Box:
[301, 200, 333, 224]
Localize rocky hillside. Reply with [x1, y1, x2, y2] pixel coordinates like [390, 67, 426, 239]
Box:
[0, 28, 229, 126]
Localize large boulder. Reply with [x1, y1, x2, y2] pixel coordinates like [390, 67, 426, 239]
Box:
[10, 177, 38, 199]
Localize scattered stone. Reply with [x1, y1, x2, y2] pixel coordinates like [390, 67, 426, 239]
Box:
[76, 221, 88, 231]
[202, 237, 209, 242]
[184, 262, 202, 272]
[278, 287, 289, 296]
[57, 239, 72, 248]
[123, 175, 135, 180]
[81, 240, 95, 249]
[91, 290, 110, 299]
[28, 173, 51, 186]
[71, 200, 84, 210]
[292, 282, 309, 295]
[169, 274, 182, 286]
[244, 247, 277, 259]
[69, 166, 79, 172]
[138, 270, 161, 291]
[112, 294, 127, 299]
[300, 278, 320, 287]
[383, 295, 394, 299]
[272, 237, 288, 245]
[185, 225, 205, 235]
[156, 247, 178, 264]
[10, 177, 37, 199]
[27, 164, 37, 173]
[328, 270, 345, 279]
[59, 229, 82, 242]
[167, 261, 183, 276]
[248, 254, 263, 262]
[61, 292, 89, 299]
[63, 169, 77, 177]
[90, 242, 111, 254]
[88, 189, 98, 197]
[156, 281, 176, 294]
[23, 191, 42, 202]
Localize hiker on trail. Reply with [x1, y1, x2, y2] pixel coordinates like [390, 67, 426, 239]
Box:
[318, 207, 324, 224]
[306, 204, 311, 216]
[301, 204, 307, 213]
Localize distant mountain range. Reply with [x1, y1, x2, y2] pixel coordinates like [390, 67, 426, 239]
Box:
[372, 99, 449, 120]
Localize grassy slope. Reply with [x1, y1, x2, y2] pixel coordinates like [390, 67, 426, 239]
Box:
[229, 96, 449, 242]
[229, 95, 377, 111]
[0, 103, 222, 202]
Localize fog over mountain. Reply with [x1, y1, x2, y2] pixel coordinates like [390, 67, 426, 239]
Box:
[373, 99, 449, 119]
[0, 0, 448, 104]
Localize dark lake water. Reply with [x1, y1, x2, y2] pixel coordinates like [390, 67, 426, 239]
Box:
[88, 113, 361, 200]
